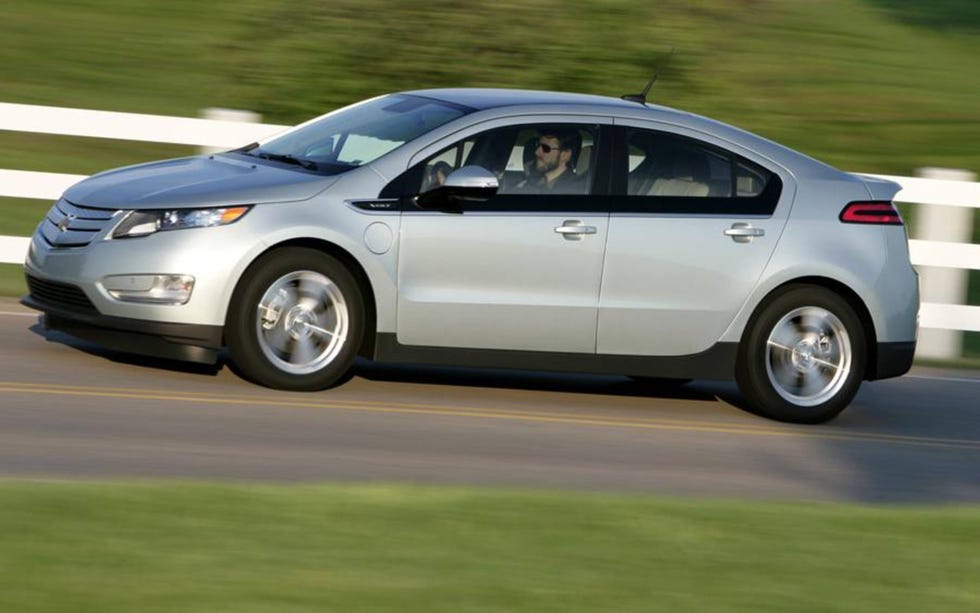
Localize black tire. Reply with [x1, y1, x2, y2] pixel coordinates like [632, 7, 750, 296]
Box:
[735, 285, 866, 424]
[226, 247, 365, 391]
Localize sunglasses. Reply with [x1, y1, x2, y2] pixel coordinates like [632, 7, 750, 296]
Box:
[535, 141, 563, 154]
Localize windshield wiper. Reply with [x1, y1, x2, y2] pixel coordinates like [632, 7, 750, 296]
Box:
[249, 149, 319, 171]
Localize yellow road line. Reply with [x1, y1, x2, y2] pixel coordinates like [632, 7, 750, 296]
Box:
[1, 381, 769, 429]
[1, 381, 977, 451]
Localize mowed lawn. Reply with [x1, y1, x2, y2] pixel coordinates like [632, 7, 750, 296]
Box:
[0, 483, 977, 612]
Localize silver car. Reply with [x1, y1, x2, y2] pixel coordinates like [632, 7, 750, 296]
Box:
[22, 88, 918, 423]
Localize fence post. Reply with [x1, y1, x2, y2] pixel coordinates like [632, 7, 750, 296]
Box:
[199, 108, 262, 154]
[913, 167, 976, 359]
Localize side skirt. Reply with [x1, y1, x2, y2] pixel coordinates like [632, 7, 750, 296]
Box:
[373, 334, 738, 380]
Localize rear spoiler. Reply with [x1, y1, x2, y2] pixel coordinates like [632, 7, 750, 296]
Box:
[851, 173, 902, 202]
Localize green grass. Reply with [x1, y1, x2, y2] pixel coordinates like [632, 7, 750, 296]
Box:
[0, 264, 27, 298]
[0, 196, 40, 299]
[0, 483, 977, 612]
[4, 0, 977, 220]
[0, 133, 195, 176]
[1, 197, 48, 237]
[3, 0, 978, 174]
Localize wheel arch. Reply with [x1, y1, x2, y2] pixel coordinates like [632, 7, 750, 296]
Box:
[739, 276, 879, 380]
[227, 238, 379, 359]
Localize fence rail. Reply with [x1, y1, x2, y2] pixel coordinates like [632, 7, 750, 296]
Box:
[1, 102, 977, 334]
[0, 102, 286, 147]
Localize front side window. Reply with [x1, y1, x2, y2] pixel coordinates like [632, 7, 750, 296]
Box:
[416, 124, 599, 197]
[237, 95, 471, 175]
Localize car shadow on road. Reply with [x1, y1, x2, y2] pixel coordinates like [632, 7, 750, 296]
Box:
[353, 359, 750, 406]
[27, 320, 761, 417]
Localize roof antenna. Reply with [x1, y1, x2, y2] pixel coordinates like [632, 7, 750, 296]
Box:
[622, 48, 675, 105]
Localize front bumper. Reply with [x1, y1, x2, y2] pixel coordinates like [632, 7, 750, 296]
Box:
[22, 289, 223, 364]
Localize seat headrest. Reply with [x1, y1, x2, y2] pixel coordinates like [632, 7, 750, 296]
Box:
[669, 150, 709, 181]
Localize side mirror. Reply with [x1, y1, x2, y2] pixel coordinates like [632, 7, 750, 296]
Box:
[416, 165, 499, 210]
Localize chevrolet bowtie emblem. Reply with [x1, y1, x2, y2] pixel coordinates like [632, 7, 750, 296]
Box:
[57, 214, 76, 232]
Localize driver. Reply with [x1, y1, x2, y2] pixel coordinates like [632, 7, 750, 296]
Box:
[516, 129, 584, 194]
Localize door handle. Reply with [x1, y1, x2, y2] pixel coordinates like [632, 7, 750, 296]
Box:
[555, 220, 597, 240]
[724, 223, 765, 243]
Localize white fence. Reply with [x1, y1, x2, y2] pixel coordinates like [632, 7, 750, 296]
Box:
[1, 102, 978, 338]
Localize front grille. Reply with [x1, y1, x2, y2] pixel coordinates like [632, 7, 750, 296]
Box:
[40, 199, 118, 248]
[26, 275, 98, 314]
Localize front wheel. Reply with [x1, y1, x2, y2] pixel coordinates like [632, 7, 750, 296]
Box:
[736, 286, 866, 424]
[227, 248, 365, 391]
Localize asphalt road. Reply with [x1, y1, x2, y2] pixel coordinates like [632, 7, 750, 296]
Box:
[1, 299, 977, 503]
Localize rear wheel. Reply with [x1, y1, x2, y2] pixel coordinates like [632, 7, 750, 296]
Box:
[736, 286, 866, 423]
[227, 248, 365, 390]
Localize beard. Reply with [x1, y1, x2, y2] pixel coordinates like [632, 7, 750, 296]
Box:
[534, 156, 559, 175]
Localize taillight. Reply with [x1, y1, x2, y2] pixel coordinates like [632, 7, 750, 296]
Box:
[839, 201, 903, 225]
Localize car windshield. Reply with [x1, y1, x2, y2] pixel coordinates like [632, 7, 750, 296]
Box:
[241, 94, 471, 174]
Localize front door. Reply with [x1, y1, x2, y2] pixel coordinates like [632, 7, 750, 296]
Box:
[398, 212, 607, 352]
[395, 122, 610, 353]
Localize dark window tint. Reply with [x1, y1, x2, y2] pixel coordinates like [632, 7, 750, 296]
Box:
[736, 160, 772, 197]
[618, 128, 781, 215]
[627, 130, 731, 197]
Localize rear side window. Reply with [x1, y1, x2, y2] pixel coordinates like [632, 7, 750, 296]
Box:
[628, 131, 732, 197]
[619, 128, 780, 215]
[735, 160, 771, 197]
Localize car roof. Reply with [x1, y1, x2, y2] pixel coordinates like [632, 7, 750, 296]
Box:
[406, 88, 655, 112]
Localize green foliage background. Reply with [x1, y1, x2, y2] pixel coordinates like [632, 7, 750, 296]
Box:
[3, 0, 978, 174]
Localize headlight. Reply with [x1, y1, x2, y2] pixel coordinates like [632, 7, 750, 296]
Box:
[112, 206, 251, 238]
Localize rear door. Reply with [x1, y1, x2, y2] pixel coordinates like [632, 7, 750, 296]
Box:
[596, 124, 796, 356]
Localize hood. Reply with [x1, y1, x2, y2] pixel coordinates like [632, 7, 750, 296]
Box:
[64, 154, 338, 209]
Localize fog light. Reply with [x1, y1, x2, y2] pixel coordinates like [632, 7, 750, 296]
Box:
[102, 274, 195, 305]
